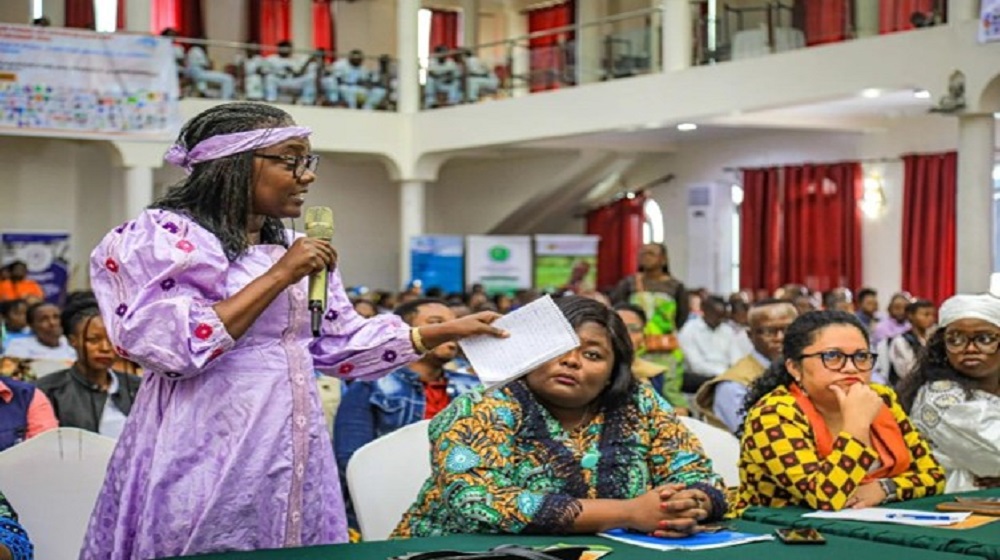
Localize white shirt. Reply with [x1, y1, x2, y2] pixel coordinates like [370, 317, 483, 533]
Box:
[677, 317, 741, 376]
[185, 45, 211, 70]
[99, 373, 128, 439]
[331, 59, 369, 86]
[428, 57, 459, 81]
[266, 54, 308, 78]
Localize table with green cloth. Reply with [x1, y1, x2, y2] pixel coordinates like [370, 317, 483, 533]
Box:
[181, 520, 976, 560]
[741, 488, 1000, 560]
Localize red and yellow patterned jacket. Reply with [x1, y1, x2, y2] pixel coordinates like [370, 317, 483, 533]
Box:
[733, 384, 944, 515]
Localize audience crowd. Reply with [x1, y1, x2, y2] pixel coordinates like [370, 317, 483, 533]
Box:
[2, 239, 999, 557]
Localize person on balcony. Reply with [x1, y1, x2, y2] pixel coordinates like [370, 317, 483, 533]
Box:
[455, 49, 498, 103]
[328, 49, 386, 110]
[185, 44, 236, 100]
[264, 41, 318, 105]
[424, 45, 461, 108]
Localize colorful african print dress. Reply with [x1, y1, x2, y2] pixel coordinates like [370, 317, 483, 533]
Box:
[392, 381, 726, 537]
[0, 490, 32, 560]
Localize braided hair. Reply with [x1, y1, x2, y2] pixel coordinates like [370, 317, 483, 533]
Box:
[153, 102, 294, 261]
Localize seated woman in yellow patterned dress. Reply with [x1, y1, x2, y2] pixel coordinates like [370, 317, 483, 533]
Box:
[393, 296, 726, 538]
[735, 310, 944, 514]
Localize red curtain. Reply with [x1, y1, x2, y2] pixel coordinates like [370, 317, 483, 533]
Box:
[879, 0, 937, 33]
[312, 0, 336, 53]
[429, 9, 460, 51]
[65, 0, 95, 29]
[152, 0, 204, 37]
[739, 163, 862, 294]
[587, 193, 646, 292]
[527, 0, 575, 92]
[782, 162, 862, 292]
[739, 167, 783, 295]
[248, 0, 291, 54]
[117, 0, 126, 30]
[902, 152, 957, 305]
[802, 0, 849, 46]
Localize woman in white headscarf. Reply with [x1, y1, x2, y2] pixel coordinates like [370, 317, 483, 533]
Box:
[898, 293, 1000, 492]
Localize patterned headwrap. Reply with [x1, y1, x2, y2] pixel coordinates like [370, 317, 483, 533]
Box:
[164, 126, 312, 173]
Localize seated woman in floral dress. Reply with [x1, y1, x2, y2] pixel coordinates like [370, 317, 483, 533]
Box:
[393, 296, 726, 538]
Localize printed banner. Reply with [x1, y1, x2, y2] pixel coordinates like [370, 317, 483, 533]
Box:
[0, 24, 180, 135]
[409, 235, 464, 295]
[465, 236, 532, 295]
[982, 0, 1000, 43]
[1, 231, 71, 305]
[534, 234, 599, 294]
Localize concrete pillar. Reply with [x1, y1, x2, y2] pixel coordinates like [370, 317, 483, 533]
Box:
[662, 0, 692, 72]
[854, 0, 879, 38]
[955, 114, 996, 293]
[399, 180, 426, 288]
[397, 0, 419, 113]
[576, 0, 603, 84]
[506, 0, 529, 97]
[947, 0, 980, 23]
[123, 166, 155, 223]
[462, 0, 480, 47]
[291, 0, 312, 49]
[40, 0, 64, 27]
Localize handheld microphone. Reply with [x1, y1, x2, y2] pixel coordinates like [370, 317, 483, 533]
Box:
[305, 206, 335, 337]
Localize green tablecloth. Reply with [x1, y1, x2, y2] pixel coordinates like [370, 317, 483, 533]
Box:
[742, 489, 1000, 560]
[181, 520, 977, 560]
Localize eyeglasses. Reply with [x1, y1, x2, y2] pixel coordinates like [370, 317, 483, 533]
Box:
[753, 326, 787, 339]
[798, 350, 877, 372]
[944, 331, 1000, 353]
[254, 153, 320, 179]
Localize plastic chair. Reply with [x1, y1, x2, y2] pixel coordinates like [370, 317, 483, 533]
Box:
[678, 415, 741, 487]
[0, 428, 115, 560]
[346, 419, 432, 541]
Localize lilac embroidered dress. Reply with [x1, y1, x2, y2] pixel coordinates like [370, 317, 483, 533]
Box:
[80, 209, 417, 559]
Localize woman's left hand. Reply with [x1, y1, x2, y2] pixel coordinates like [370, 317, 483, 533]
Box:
[844, 481, 887, 509]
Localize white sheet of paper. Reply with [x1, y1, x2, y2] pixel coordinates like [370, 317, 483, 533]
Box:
[458, 295, 579, 389]
[802, 507, 970, 526]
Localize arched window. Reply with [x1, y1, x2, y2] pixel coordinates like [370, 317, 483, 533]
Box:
[642, 198, 664, 244]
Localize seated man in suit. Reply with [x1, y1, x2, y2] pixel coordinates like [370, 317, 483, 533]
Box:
[695, 299, 797, 433]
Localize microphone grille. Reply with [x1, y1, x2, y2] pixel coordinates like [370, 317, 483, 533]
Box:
[305, 206, 335, 239]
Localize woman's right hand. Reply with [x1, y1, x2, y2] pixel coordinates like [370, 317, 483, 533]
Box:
[272, 238, 337, 285]
[831, 383, 884, 434]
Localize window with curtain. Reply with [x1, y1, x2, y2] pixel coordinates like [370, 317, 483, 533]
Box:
[152, 0, 204, 37]
[901, 152, 957, 305]
[795, 0, 849, 46]
[247, 0, 291, 53]
[428, 9, 460, 51]
[312, 0, 335, 53]
[587, 193, 646, 292]
[879, 0, 941, 34]
[642, 198, 664, 244]
[527, 0, 575, 92]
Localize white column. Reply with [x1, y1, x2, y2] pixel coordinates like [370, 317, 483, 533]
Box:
[854, 1, 879, 38]
[123, 166, 154, 223]
[40, 0, 64, 27]
[291, 0, 312, 49]
[399, 180, 425, 289]
[662, 0, 692, 72]
[955, 114, 996, 293]
[576, 0, 602, 84]
[397, 0, 420, 114]
[462, 0, 479, 47]
[506, 1, 529, 97]
[947, 0, 979, 23]
[124, 0, 150, 33]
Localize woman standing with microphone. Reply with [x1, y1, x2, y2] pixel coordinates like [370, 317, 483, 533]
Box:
[80, 103, 504, 559]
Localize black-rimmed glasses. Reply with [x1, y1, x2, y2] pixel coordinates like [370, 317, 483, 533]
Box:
[254, 153, 320, 179]
[944, 331, 1000, 353]
[798, 350, 877, 372]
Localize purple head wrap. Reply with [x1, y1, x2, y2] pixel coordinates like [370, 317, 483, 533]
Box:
[164, 126, 312, 173]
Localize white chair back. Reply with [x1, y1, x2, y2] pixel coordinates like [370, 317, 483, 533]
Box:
[346, 419, 432, 541]
[678, 415, 741, 487]
[0, 428, 115, 560]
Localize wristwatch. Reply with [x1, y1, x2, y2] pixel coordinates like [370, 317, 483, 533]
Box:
[879, 478, 899, 503]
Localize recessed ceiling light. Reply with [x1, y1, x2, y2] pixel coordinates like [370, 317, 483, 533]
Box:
[677, 123, 698, 131]
[913, 89, 931, 99]
[861, 88, 881, 98]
